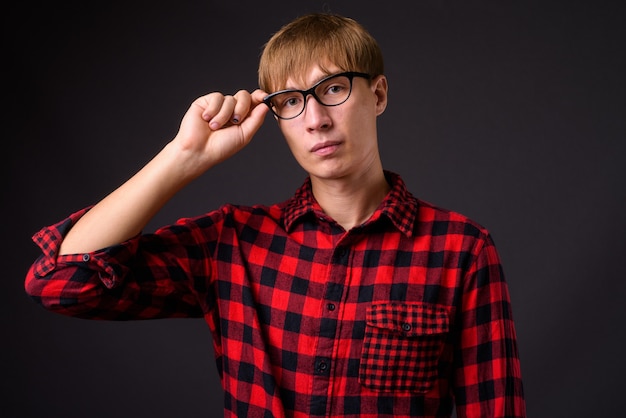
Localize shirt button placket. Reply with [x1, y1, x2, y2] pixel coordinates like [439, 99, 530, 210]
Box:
[310, 244, 349, 414]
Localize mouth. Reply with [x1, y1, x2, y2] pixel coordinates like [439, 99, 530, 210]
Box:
[311, 141, 342, 155]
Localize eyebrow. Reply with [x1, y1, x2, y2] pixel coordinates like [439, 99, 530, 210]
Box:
[283, 71, 337, 91]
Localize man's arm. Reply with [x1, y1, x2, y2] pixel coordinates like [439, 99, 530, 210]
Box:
[59, 89, 269, 255]
[454, 234, 526, 417]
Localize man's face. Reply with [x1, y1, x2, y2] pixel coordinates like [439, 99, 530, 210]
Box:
[276, 64, 388, 183]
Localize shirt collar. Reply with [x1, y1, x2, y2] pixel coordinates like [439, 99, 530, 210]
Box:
[283, 170, 418, 237]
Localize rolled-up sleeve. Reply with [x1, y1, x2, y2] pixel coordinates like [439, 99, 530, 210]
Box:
[25, 207, 205, 320]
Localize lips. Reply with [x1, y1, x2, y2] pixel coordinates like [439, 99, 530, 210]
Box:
[311, 141, 342, 154]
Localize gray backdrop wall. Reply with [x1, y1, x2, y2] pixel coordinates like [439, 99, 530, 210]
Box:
[4, 0, 625, 417]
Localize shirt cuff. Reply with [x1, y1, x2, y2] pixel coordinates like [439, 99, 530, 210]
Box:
[30, 206, 138, 289]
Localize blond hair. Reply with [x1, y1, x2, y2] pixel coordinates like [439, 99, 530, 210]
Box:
[258, 13, 384, 92]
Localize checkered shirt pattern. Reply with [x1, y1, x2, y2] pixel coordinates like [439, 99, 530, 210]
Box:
[25, 171, 525, 417]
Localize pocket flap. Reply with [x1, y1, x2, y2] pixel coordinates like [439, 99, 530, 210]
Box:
[366, 303, 449, 336]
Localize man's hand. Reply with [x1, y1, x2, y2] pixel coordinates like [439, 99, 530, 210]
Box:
[174, 89, 270, 178]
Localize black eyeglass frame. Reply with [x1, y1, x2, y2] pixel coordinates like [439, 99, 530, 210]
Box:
[262, 71, 371, 120]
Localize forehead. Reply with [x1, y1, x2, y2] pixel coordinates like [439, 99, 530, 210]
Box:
[282, 62, 343, 90]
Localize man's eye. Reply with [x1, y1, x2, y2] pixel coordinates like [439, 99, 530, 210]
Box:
[279, 95, 301, 108]
[285, 97, 299, 107]
[327, 85, 345, 94]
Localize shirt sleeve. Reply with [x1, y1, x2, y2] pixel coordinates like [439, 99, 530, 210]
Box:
[24, 207, 207, 320]
[453, 233, 526, 417]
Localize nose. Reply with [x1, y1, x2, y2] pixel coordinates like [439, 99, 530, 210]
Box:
[303, 94, 331, 130]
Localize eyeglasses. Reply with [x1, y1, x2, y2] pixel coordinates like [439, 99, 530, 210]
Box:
[262, 71, 371, 120]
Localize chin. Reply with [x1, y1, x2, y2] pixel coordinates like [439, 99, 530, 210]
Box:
[310, 166, 352, 181]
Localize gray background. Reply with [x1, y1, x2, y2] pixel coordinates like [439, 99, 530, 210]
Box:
[4, 0, 625, 417]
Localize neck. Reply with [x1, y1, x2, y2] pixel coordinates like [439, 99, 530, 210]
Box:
[311, 167, 390, 231]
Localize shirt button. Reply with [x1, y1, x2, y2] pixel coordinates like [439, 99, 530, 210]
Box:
[402, 323, 412, 332]
[82, 254, 90, 262]
[314, 358, 331, 375]
[327, 303, 336, 311]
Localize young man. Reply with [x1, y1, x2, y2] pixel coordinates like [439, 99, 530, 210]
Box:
[25, 13, 526, 417]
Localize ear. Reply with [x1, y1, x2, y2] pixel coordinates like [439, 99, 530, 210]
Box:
[371, 75, 388, 116]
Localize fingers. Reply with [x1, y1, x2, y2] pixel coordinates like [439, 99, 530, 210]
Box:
[199, 90, 262, 131]
[232, 90, 252, 124]
[251, 88, 269, 103]
[199, 93, 235, 130]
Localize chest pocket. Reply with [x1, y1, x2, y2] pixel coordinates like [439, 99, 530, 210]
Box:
[359, 303, 449, 393]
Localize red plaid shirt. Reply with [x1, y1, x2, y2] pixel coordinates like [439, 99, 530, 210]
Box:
[25, 171, 525, 417]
